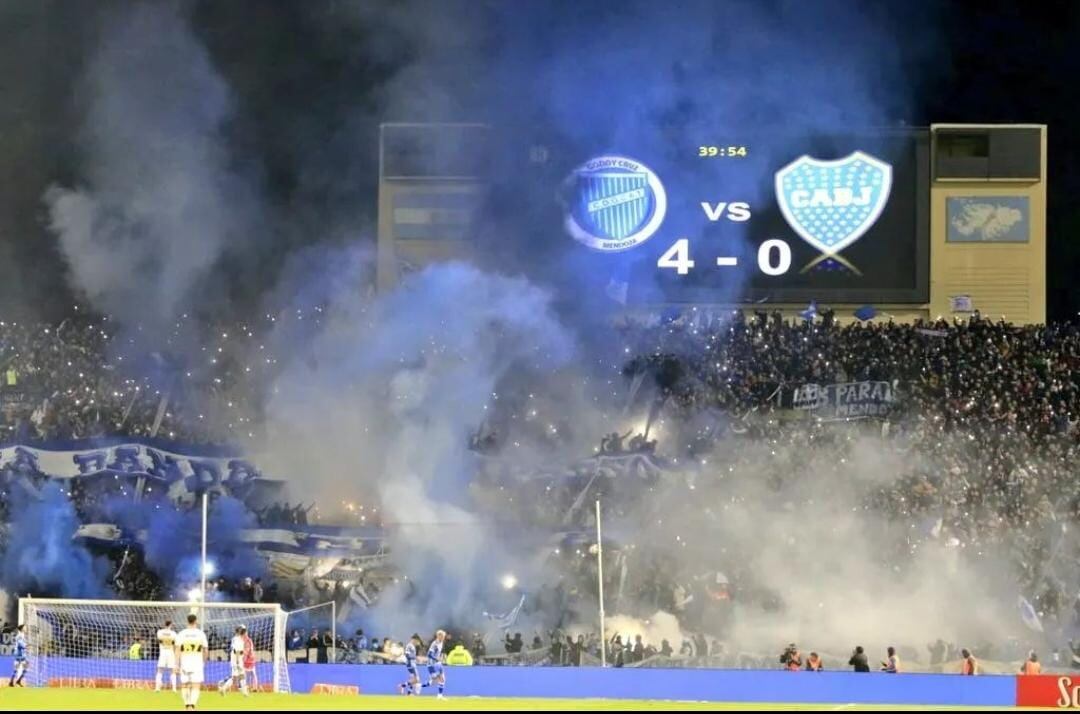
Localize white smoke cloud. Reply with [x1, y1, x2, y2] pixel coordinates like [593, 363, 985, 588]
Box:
[257, 258, 577, 630]
[45, 3, 257, 327]
[609, 428, 1023, 662]
[253, 250, 1026, 661]
[605, 611, 685, 653]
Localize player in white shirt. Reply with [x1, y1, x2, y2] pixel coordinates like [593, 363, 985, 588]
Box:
[217, 625, 249, 696]
[424, 629, 448, 699]
[154, 620, 178, 692]
[175, 613, 209, 711]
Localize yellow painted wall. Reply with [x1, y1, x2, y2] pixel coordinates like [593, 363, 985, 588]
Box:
[927, 124, 1047, 324]
[376, 182, 480, 292]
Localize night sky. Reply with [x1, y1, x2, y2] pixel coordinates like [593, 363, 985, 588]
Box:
[1, 1, 1078, 320]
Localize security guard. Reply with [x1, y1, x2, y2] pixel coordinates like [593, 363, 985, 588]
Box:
[445, 644, 474, 666]
[128, 638, 143, 660]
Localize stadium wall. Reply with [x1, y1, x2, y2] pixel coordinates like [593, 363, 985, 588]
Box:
[0, 656, 1018, 705]
[928, 124, 1048, 325]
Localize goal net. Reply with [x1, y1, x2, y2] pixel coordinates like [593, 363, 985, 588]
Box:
[18, 599, 290, 693]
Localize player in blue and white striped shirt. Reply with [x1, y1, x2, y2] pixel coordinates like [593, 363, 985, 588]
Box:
[397, 635, 421, 696]
[9, 624, 27, 687]
[423, 630, 447, 699]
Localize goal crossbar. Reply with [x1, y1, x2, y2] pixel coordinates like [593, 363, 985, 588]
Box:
[19, 598, 284, 613]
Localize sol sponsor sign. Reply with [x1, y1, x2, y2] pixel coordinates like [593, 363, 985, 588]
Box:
[1016, 675, 1080, 708]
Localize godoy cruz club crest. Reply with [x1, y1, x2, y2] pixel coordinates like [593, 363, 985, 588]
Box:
[774, 150, 892, 275]
[563, 155, 667, 252]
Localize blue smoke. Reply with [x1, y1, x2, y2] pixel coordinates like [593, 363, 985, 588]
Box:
[361, 0, 938, 136]
[0, 482, 264, 616]
[1, 483, 109, 599]
[100, 493, 264, 588]
[339, 0, 942, 312]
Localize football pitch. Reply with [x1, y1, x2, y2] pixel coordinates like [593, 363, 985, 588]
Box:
[0, 689, 1031, 711]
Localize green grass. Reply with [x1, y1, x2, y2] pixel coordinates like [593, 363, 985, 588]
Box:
[0, 689, 1035, 711]
[0, 689, 753, 711]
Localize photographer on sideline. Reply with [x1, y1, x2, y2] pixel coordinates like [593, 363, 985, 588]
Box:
[780, 643, 802, 671]
[849, 645, 870, 672]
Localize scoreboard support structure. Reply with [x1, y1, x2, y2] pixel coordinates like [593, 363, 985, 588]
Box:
[926, 124, 1046, 324]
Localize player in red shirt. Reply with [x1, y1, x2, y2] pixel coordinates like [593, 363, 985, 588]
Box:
[242, 631, 258, 693]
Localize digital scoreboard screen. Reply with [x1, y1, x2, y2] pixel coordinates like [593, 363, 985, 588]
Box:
[551, 130, 929, 305]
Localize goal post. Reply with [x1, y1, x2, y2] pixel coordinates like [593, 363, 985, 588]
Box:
[18, 598, 290, 693]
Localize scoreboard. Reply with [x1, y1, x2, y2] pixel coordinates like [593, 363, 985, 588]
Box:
[553, 131, 930, 305]
[377, 123, 1045, 323]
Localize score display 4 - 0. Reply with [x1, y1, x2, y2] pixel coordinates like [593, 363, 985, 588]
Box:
[657, 238, 793, 276]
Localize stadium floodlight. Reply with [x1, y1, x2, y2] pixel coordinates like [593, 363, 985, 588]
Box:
[201, 560, 216, 578]
[500, 574, 518, 590]
[187, 587, 204, 602]
[18, 598, 291, 692]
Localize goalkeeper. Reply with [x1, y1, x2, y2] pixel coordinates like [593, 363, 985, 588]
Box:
[9, 624, 27, 687]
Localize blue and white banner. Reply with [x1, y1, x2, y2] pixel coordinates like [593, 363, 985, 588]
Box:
[73, 522, 388, 559]
[483, 594, 526, 631]
[0, 441, 283, 506]
[1018, 595, 1044, 633]
[0, 440, 397, 588]
[522, 452, 672, 483]
[950, 295, 974, 313]
[72, 520, 392, 587]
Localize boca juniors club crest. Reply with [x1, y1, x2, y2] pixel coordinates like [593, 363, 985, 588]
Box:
[563, 155, 667, 252]
[774, 151, 892, 274]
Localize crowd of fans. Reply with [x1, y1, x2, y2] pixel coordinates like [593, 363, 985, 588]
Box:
[280, 626, 630, 667]
[614, 311, 1080, 607]
[273, 625, 1030, 673]
[471, 310, 1080, 667]
[0, 311, 289, 446]
[7, 308, 1080, 669]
